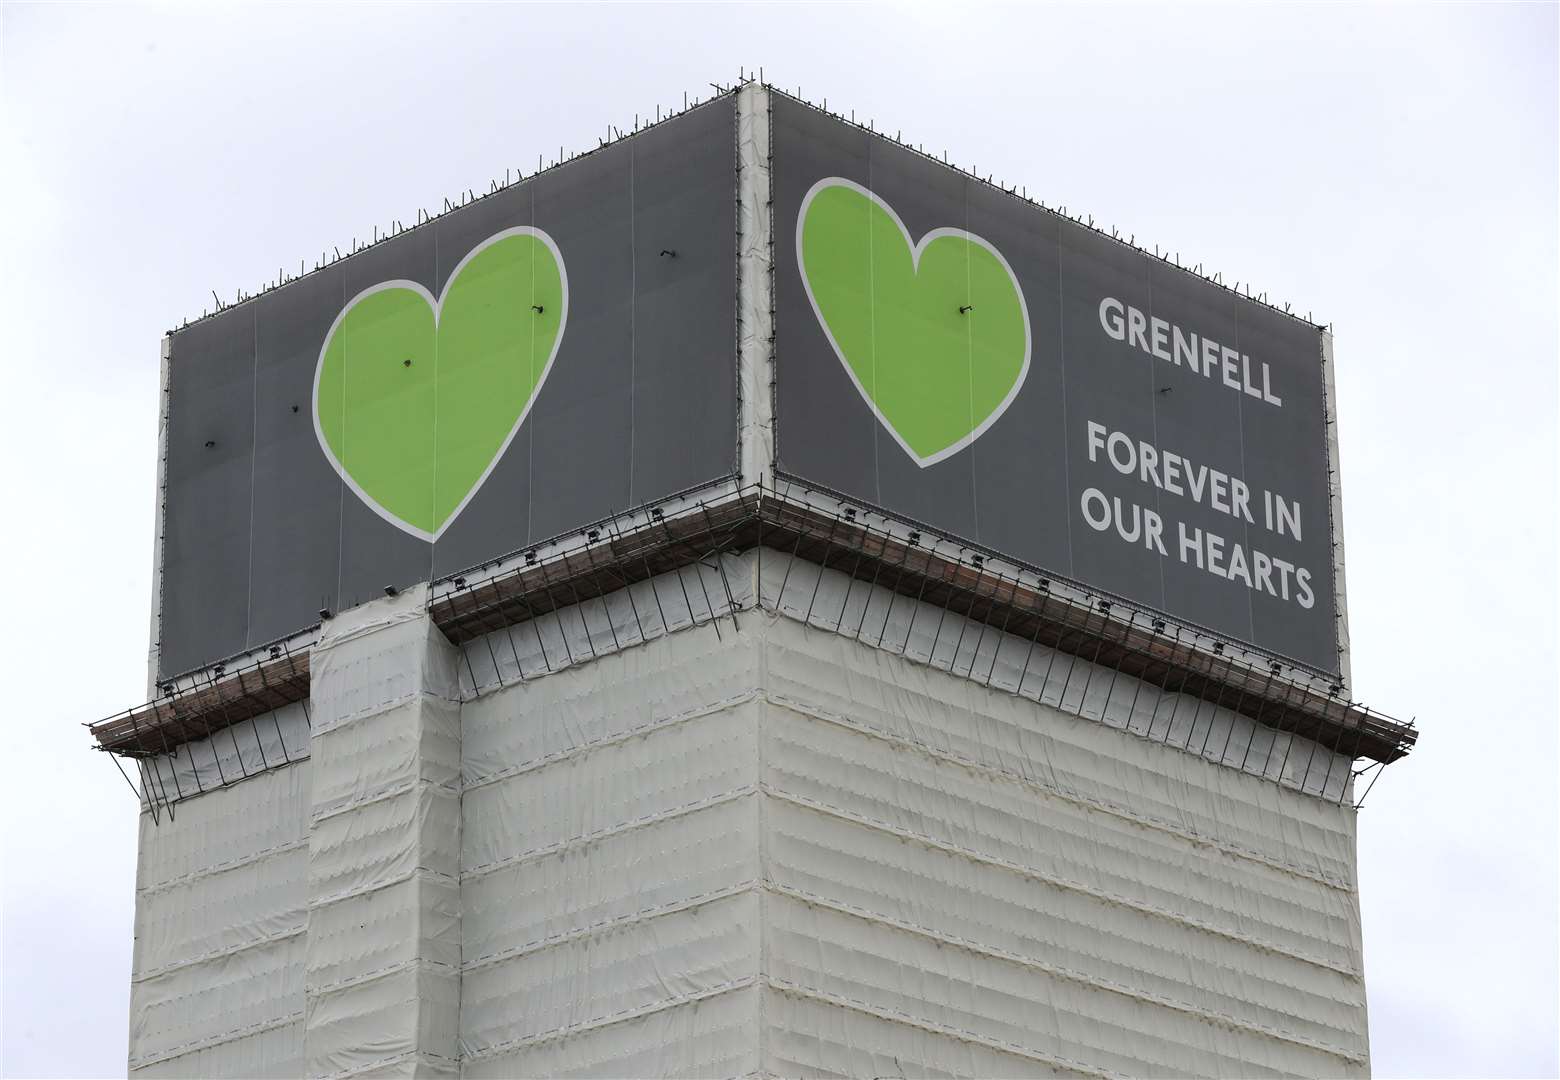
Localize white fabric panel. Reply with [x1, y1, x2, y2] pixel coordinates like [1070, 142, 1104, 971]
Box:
[311, 695, 460, 818]
[134, 758, 309, 898]
[307, 875, 461, 995]
[1322, 329, 1353, 688]
[129, 763, 310, 1074]
[757, 591, 1360, 890]
[134, 843, 306, 977]
[459, 616, 767, 1075]
[129, 934, 305, 1069]
[304, 966, 460, 1079]
[455, 553, 753, 694]
[461, 891, 760, 1061]
[462, 605, 759, 787]
[147, 334, 171, 698]
[309, 785, 460, 905]
[753, 611, 1367, 1076]
[462, 983, 760, 1080]
[763, 553, 1355, 804]
[462, 700, 760, 875]
[131, 1021, 303, 1079]
[763, 987, 1068, 1080]
[306, 585, 463, 1078]
[766, 896, 1356, 1078]
[737, 82, 775, 486]
[763, 702, 1363, 979]
[764, 795, 1363, 1062]
[310, 583, 460, 734]
[464, 794, 758, 972]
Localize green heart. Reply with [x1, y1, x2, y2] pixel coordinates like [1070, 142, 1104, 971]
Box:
[313, 228, 567, 539]
[797, 178, 1030, 466]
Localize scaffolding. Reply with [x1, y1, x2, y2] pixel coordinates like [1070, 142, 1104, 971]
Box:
[90, 480, 1415, 819]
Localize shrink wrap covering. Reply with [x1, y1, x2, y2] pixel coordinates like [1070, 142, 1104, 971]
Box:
[129, 552, 1367, 1077]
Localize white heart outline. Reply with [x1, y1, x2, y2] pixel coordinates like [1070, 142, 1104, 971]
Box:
[311, 226, 569, 542]
[796, 176, 1032, 468]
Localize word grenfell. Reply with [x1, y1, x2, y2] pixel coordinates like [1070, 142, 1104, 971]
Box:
[1097, 297, 1283, 407]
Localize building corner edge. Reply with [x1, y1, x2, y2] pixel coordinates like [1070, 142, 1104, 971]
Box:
[1322, 328, 1352, 691]
[147, 334, 171, 699]
[737, 82, 775, 491]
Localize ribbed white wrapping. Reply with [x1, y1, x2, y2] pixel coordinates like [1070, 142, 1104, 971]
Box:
[129, 548, 1368, 1078]
[462, 984, 761, 1080]
[450, 554, 1367, 1077]
[130, 1022, 306, 1080]
[762, 554, 1355, 806]
[737, 79, 774, 487]
[130, 764, 309, 1077]
[303, 583, 463, 1079]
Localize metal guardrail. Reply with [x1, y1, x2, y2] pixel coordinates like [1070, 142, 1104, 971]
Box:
[91, 481, 1416, 813]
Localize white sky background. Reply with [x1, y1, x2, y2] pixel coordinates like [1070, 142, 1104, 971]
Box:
[1, 3, 1555, 1076]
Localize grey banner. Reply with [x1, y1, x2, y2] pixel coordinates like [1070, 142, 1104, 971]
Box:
[160, 96, 737, 679]
[771, 95, 1339, 674]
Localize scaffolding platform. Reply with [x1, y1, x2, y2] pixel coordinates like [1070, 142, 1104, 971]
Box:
[91, 483, 1415, 787]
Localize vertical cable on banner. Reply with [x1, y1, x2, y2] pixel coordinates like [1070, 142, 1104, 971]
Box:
[965, 175, 980, 540]
[628, 135, 637, 504]
[333, 269, 348, 616]
[527, 181, 536, 552]
[246, 306, 259, 656]
[430, 226, 440, 588]
[867, 139, 881, 508]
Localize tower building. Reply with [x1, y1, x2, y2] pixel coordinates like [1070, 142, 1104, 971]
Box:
[92, 82, 1416, 1078]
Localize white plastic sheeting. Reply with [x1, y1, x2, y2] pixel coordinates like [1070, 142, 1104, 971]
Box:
[129, 548, 1369, 1077]
[305, 583, 463, 1079]
[129, 763, 309, 1078]
[737, 80, 775, 487]
[452, 548, 1368, 1077]
[763, 552, 1356, 805]
[459, 620, 764, 1076]
[1322, 329, 1354, 689]
[754, 625, 1367, 1076]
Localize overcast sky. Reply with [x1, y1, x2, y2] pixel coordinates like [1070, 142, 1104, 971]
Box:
[2, 3, 1556, 1077]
